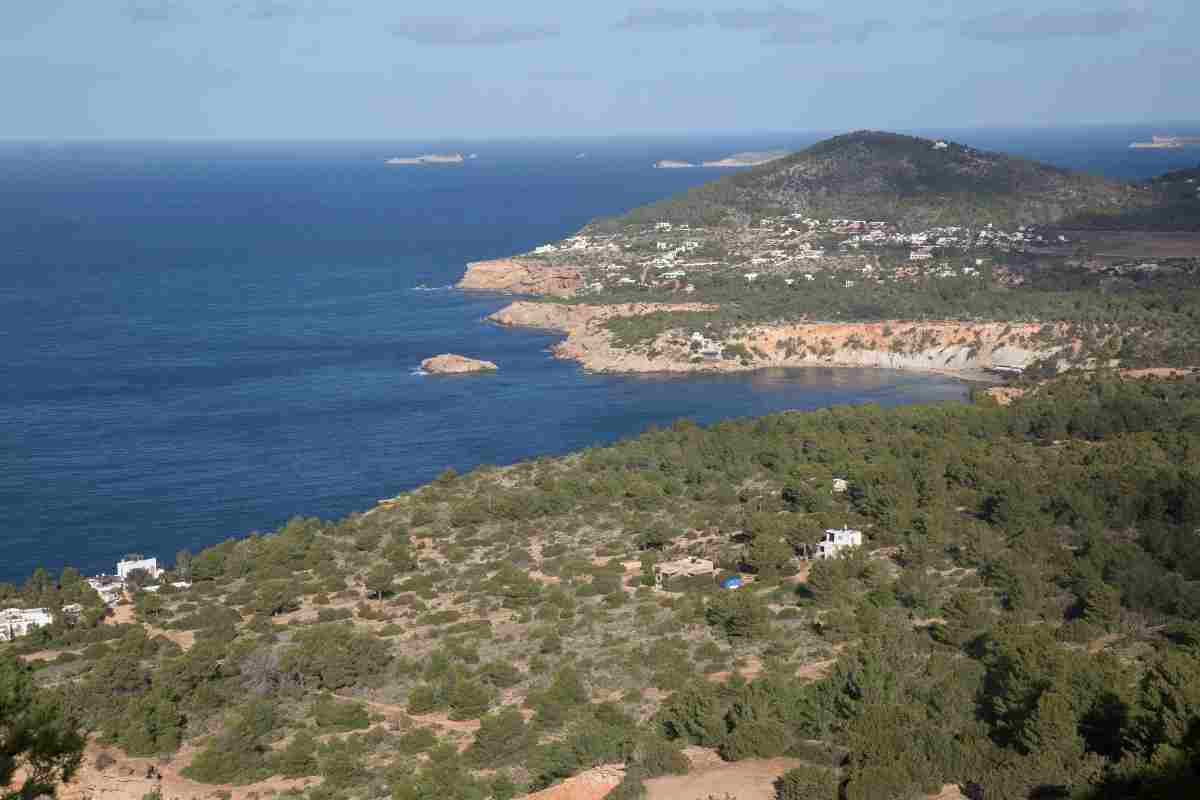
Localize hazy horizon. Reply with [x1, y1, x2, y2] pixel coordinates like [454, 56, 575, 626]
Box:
[3, 121, 1200, 146]
[5, 1, 1197, 140]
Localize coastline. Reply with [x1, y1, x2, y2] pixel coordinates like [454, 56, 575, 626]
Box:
[486, 300, 1049, 383]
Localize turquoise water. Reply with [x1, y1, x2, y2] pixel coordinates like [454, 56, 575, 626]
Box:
[3, 129, 1192, 582]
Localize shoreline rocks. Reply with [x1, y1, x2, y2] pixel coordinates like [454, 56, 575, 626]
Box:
[488, 301, 1064, 380]
[456, 258, 584, 297]
[420, 354, 498, 374]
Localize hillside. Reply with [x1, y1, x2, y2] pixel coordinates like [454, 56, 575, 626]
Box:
[5, 375, 1200, 800]
[590, 131, 1159, 231]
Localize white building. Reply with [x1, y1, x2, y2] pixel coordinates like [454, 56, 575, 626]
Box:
[0, 607, 53, 642]
[117, 556, 161, 581]
[744, 272, 759, 282]
[814, 528, 863, 559]
[87, 576, 126, 606]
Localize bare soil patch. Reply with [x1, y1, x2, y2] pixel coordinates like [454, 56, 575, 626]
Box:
[644, 757, 801, 800]
[520, 764, 625, 800]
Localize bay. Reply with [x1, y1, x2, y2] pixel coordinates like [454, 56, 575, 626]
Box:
[2, 128, 1193, 583]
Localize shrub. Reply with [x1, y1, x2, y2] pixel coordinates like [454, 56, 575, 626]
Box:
[406, 684, 443, 715]
[312, 693, 370, 731]
[719, 718, 788, 761]
[467, 708, 532, 766]
[478, 660, 523, 689]
[446, 676, 493, 721]
[705, 592, 772, 639]
[275, 730, 318, 778]
[396, 727, 438, 754]
[775, 764, 839, 800]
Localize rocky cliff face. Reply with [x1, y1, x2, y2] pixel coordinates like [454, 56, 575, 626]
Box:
[489, 301, 1071, 377]
[420, 354, 498, 374]
[456, 258, 584, 297]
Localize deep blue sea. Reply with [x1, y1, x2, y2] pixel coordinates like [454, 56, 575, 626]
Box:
[3, 126, 1197, 584]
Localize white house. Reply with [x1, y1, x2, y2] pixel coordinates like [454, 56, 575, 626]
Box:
[117, 556, 161, 581]
[832, 477, 849, 493]
[0, 607, 53, 642]
[87, 576, 126, 606]
[744, 272, 759, 282]
[814, 528, 863, 559]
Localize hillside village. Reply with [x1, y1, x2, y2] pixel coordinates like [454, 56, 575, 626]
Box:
[513, 214, 1058, 296]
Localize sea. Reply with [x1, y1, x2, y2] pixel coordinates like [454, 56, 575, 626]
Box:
[2, 124, 1198, 584]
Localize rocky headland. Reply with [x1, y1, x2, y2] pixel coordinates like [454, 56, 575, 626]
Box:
[420, 354, 498, 374]
[489, 301, 1068, 378]
[456, 258, 584, 297]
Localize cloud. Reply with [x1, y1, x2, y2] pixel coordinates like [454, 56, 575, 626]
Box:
[230, 1, 306, 19]
[227, 0, 346, 20]
[124, 0, 187, 23]
[714, 6, 892, 44]
[613, 8, 707, 32]
[392, 17, 561, 46]
[961, 8, 1154, 42]
[529, 69, 592, 81]
[714, 6, 822, 33]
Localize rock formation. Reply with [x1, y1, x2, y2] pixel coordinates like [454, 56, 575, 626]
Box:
[456, 258, 584, 297]
[489, 301, 1071, 377]
[420, 354, 498, 374]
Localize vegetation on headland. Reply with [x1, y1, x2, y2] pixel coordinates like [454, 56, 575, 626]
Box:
[4, 374, 1200, 799]
[597, 262, 1200, 370]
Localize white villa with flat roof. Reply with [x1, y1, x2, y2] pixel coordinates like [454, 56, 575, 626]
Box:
[117, 556, 161, 580]
[0, 607, 53, 642]
[814, 528, 863, 559]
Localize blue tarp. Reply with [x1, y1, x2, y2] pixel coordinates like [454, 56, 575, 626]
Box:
[721, 577, 743, 590]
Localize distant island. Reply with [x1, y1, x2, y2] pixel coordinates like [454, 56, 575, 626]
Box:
[653, 150, 789, 169]
[1129, 135, 1200, 149]
[385, 153, 466, 165]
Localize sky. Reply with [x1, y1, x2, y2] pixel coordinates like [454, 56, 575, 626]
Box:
[2, 1, 1197, 139]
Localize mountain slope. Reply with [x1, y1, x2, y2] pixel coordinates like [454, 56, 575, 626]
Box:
[592, 131, 1156, 231]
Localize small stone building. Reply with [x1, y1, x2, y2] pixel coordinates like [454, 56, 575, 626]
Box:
[653, 556, 716, 589]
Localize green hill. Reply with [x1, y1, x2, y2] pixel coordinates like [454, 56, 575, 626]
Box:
[592, 131, 1165, 231]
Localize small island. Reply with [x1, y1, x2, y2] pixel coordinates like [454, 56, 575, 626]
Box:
[420, 353, 498, 374]
[1129, 135, 1200, 149]
[653, 151, 789, 169]
[385, 153, 465, 165]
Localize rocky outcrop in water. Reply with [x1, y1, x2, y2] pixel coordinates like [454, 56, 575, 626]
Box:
[421, 354, 498, 374]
